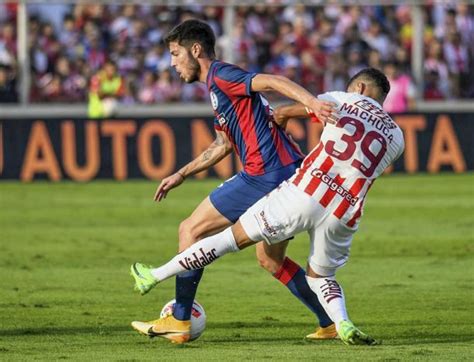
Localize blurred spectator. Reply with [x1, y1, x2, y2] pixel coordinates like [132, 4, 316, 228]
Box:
[362, 20, 392, 60]
[137, 70, 157, 104]
[396, 5, 413, 52]
[88, 60, 124, 118]
[443, 31, 470, 98]
[121, 80, 136, 105]
[0, 4, 17, 103]
[383, 62, 416, 114]
[10, 3, 471, 104]
[181, 82, 208, 102]
[342, 25, 370, 61]
[218, 17, 257, 66]
[0, 3, 17, 23]
[38, 22, 61, 72]
[58, 15, 81, 58]
[455, 4, 474, 49]
[203, 6, 223, 37]
[112, 40, 139, 75]
[28, 3, 71, 34]
[282, 4, 314, 30]
[347, 46, 367, 78]
[155, 69, 180, 102]
[144, 43, 171, 72]
[434, 7, 458, 40]
[424, 71, 444, 100]
[300, 33, 326, 94]
[367, 49, 383, 70]
[0, 23, 16, 58]
[85, 37, 106, 72]
[0, 65, 17, 102]
[393, 46, 411, 73]
[324, 52, 347, 92]
[424, 40, 450, 98]
[318, 17, 343, 53]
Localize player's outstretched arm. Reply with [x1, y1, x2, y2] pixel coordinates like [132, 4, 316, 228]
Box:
[274, 102, 338, 127]
[154, 130, 233, 202]
[251, 74, 337, 123]
[273, 103, 307, 129]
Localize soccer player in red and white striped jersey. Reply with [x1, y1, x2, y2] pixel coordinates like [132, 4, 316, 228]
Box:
[284, 86, 404, 230]
[134, 68, 404, 345]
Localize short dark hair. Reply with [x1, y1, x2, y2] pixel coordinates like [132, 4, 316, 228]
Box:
[347, 67, 390, 98]
[164, 19, 216, 57]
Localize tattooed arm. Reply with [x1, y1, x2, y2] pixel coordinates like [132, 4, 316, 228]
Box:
[154, 130, 233, 202]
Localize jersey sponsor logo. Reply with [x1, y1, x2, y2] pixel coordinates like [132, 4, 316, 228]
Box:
[210, 91, 219, 110]
[311, 168, 359, 206]
[259, 210, 278, 237]
[353, 99, 396, 129]
[217, 112, 228, 127]
[178, 247, 218, 270]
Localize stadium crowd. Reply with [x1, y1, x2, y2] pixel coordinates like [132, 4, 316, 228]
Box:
[0, 2, 473, 111]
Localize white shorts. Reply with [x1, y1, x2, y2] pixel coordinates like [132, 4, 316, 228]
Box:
[239, 181, 357, 276]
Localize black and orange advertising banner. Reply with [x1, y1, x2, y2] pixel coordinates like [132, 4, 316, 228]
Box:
[0, 114, 472, 181]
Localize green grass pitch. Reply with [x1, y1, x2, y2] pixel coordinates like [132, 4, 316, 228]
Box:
[1, 173, 473, 361]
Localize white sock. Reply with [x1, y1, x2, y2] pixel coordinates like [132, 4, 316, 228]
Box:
[306, 275, 349, 332]
[151, 227, 239, 282]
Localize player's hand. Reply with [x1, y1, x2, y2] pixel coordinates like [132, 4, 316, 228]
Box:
[153, 172, 185, 202]
[308, 99, 339, 125]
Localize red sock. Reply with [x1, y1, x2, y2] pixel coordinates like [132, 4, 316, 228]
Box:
[273, 257, 300, 285]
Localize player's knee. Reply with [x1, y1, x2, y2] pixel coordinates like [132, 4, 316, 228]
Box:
[178, 219, 198, 251]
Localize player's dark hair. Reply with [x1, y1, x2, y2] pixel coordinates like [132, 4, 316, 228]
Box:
[164, 19, 216, 58]
[347, 67, 391, 98]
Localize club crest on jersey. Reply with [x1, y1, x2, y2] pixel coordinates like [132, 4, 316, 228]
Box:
[311, 168, 359, 206]
[210, 91, 219, 110]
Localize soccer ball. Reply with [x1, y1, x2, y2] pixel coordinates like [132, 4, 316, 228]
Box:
[160, 299, 206, 341]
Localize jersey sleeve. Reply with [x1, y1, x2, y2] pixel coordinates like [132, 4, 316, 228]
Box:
[214, 63, 256, 98]
[317, 91, 341, 105]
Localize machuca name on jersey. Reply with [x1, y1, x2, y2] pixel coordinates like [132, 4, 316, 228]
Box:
[340, 98, 397, 144]
[290, 91, 405, 227]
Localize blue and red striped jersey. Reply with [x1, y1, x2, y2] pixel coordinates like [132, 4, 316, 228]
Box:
[206, 60, 304, 176]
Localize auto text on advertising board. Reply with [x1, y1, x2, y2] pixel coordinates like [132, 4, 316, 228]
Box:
[0, 114, 470, 181]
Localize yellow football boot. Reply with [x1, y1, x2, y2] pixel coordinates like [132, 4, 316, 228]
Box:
[131, 314, 191, 344]
[305, 323, 338, 340]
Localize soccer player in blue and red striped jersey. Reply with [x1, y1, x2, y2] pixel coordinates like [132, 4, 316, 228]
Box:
[131, 19, 338, 343]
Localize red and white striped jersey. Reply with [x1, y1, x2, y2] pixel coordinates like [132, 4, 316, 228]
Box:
[290, 91, 405, 227]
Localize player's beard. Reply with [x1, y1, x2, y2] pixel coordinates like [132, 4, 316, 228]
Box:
[183, 50, 200, 83]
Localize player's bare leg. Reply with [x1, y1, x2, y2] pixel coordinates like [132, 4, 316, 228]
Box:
[256, 242, 336, 339]
[256, 241, 288, 274]
[178, 196, 232, 251]
[305, 267, 378, 345]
